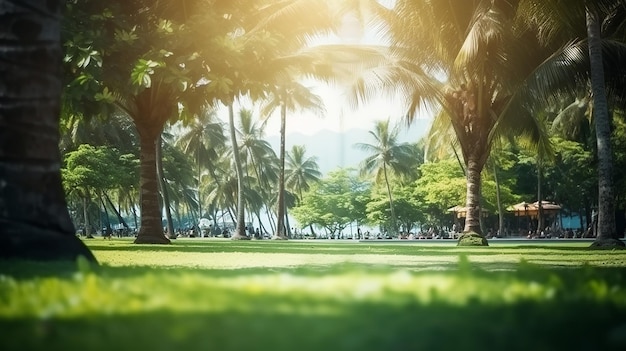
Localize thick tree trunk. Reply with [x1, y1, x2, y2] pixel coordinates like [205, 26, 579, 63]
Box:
[156, 136, 175, 239]
[586, 8, 624, 248]
[274, 104, 288, 239]
[458, 149, 488, 246]
[228, 104, 249, 240]
[0, 0, 95, 261]
[464, 157, 482, 234]
[134, 126, 169, 244]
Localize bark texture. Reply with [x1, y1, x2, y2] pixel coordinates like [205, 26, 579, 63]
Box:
[0, 0, 96, 261]
[586, 8, 624, 248]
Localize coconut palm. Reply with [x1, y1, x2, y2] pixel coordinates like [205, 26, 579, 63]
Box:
[355, 119, 415, 234]
[586, 5, 623, 247]
[260, 82, 326, 239]
[286, 145, 323, 236]
[175, 109, 227, 219]
[0, 0, 95, 261]
[236, 108, 279, 234]
[517, 0, 626, 247]
[341, 0, 599, 245]
[285, 145, 323, 203]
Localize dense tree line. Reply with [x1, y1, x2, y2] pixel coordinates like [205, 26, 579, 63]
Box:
[2, 0, 626, 261]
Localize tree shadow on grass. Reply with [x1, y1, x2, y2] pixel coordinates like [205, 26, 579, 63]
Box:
[0, 297, 625, 351]
[2, 259, 626, 351]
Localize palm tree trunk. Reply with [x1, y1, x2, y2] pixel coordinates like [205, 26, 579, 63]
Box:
[0, 1, 95, 261]
[537, 164, 544, 235]
[383, 164, 397, 235]
[493, 163, 504, 237]
[274, 103, 288, 239]
[83, 195, 94, 238]
[99, 194, 112, 235]
[156, 135, 176, 239]
[459, 150, 488, 246]
[130, 194, 139, 232]
[586, 7, 624, 247]
[105, 193, 129, 229]
[227, 104, 249, 240]
[134, 126, 170, 244]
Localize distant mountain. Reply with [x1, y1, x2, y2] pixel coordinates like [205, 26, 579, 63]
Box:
[266, 119, 431, 175]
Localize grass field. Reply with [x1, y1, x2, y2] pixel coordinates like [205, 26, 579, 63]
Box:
[1, 238, 626, 351]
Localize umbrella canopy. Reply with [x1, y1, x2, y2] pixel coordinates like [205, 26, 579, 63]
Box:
[507, 201, 561, 217]
[447, 205, 489, 218]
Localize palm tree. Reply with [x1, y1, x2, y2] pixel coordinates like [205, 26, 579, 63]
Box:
[1, 0, 95, 261]
[226, 103, 250, 240]
[285, 145, 323, 203]
[175, 109, 227, 220]
[342, 0, 582, 245]
[586, 5, 624, 247]
[286, 145, 323, 236]
[237, 108, 279, 235]
[355, 120, 414, 234]
[517, 0, 626, 247]
[261, 82, 326, 239]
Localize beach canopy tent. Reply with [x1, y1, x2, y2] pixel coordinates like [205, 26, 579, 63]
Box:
[447, 205, 489, 218]
[507, 201, 561, 218]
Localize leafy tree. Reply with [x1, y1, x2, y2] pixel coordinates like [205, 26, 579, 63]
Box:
[543, 137, 595, 229]
[415, 158, 519, 229]
[63, 145, 114, 234]
[292, 169, 370, 237]
[415, 160, 467, 225]
[63, 0, 253, 243]
[366, 180, 425, 234]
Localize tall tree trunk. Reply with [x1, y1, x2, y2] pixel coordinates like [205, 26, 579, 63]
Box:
[0, 0, 95, 261]
[537, 164, 544, 235]
[105, 193, 129, 229]
[156, 135, 175, 239]
[383, 164, 397, 235]
[274, 103, 288, 239]
[197, 150, 202, 219]
[130, 194, 139, 232]
[460, 149, 488, 246]
[227, 104, 249, 240]
[99, 194, 111, 235]
[493, 163, 504, 237]
[586, 7, 623, 247]
[134, 123, 170, 244]
[83, 195, 91, 236]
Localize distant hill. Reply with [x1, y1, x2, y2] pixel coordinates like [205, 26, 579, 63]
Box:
[266, 119, 431, 175]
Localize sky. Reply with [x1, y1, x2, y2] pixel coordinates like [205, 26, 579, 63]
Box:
[224, 1, 432, 138]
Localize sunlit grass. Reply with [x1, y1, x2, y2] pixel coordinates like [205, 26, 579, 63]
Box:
[85, 237, 626, 269]
[1, 239, 626, 351]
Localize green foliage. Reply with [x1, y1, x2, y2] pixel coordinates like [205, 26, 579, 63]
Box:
[415, 159, 466, 221]
[366, 180, 426, 232]
[1, 240, 626, 351]
[63, 145, 139, 192]
[292, 169, 370, 234]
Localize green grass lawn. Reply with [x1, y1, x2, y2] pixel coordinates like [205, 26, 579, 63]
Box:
[1, 238, 626, 351]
